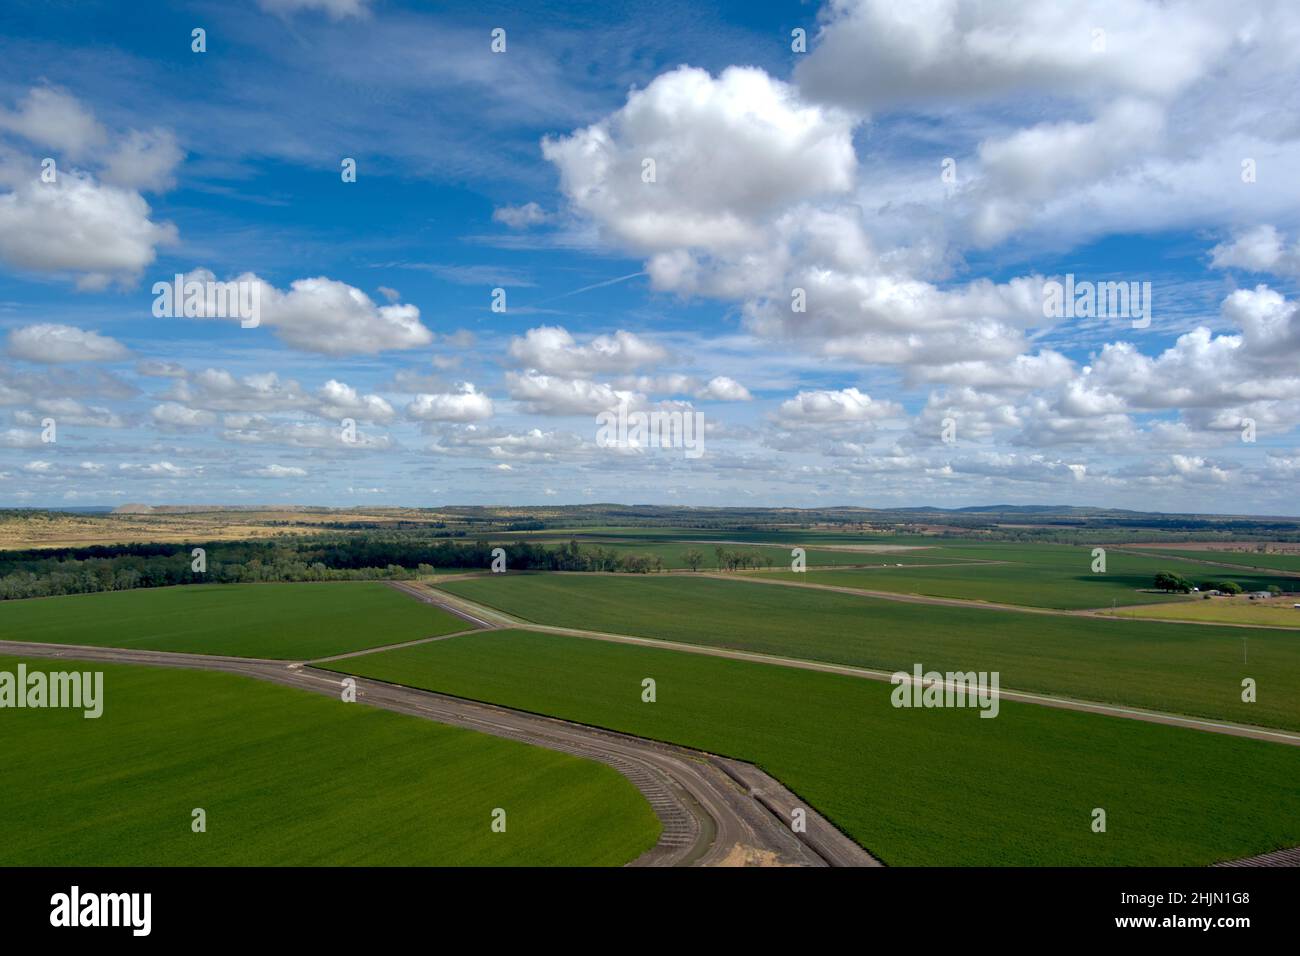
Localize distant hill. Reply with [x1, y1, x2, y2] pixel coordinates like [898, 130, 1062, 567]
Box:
[112, 504, 319, 515]
[92, 502, 1299, 524]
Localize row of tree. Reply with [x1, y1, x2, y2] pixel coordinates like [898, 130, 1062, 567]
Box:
[1152, 571, 1285, 595]
[0, 560, 435, 602]
[681, 547, 777, 571]
[0, 535, 692, 600]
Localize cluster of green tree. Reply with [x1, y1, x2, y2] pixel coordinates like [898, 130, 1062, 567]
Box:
[1205, 579, 1243, 595]
[0, 535, 687, 600]
[0, 544, 437, 601]
[489, 539, 667, 572]
[275, 520, 457, 531]
[1152, 570, 1286, 596]
[1153, 571, 1195, 593]
[681, 547, 777, 572]
[1196, 580, 1283, 596]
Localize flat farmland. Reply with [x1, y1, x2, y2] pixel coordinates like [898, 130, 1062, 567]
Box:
[0, 656, 660, 866]
[529, 527, 936, 548]
[496, 537, 959, 569]
[762, 543, 1296, 609]
[1107, 597, 1300, 628]
[1132, 548, 1300, 574]
[0, 582, 467, 659]
[328, 629, 1300, 867]
[437, 574, 1300, 731]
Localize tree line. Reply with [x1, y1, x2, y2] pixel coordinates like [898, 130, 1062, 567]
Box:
[0, 535, 693, 601]
[1152, 570, 1287, 595]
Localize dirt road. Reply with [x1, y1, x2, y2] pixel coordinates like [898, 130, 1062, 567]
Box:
[0, 638, 877, 868]
[386, 579, 501, 628]
[420, 584, 1300, 748]
[703, 570, 1300, 631]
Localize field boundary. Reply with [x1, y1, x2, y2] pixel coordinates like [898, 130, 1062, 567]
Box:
[418, 583, 1300, 746]
[701, 570, 1300, 628]
[308, 628, 488, 663]
[1112, 547, 1300, 579]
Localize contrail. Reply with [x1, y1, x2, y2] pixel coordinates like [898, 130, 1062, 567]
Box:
[542, 271, 647, 302]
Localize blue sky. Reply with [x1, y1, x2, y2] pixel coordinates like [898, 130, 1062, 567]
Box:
[2, 0, 1300, 512]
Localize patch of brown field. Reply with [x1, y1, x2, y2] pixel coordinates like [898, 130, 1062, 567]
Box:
[1122, 541, 1300, 553]
[0, 508, 467, 550]
[716, 844, 794, 867]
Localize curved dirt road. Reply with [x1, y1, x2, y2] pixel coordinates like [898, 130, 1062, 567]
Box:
[0, 638, 878, 868]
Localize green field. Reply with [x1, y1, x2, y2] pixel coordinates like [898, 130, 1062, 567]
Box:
[327, 630, 1300, 866]
[1108, 597, 1300, 628]
[492, 536, 956, 570]
[1135, 548, 1300, 574]
[438, 574, 1300, 731]
[0, 656, 660, 865]
[759, 543, 1298, 609]
[0, 583, 467, 659]
[511, 539, 1297, 609]
[526, 527, 935, 547]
